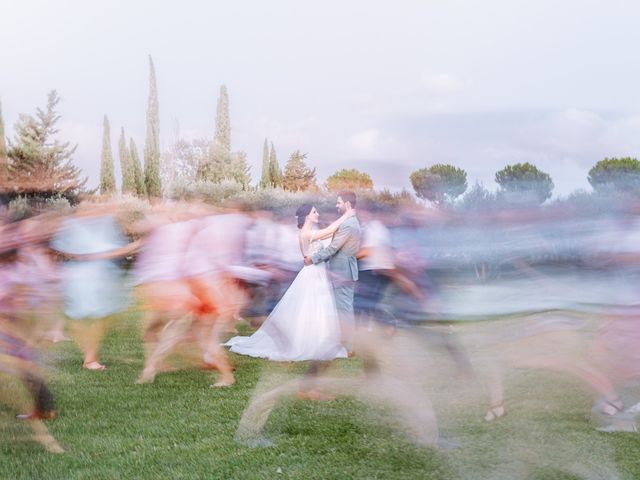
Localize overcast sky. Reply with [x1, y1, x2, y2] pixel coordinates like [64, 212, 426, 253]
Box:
[2, 0, 640, 196]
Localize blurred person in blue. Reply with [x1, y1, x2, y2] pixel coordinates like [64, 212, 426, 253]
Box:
[51, 201, 140, 370]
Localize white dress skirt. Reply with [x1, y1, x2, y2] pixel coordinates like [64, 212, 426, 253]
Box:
[225, 241, 347, 361]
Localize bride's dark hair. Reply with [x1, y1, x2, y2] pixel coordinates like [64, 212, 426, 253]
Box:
[295, 204, 313, 229]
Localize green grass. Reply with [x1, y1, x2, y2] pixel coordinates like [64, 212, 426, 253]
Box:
[0, 316, 638, 479]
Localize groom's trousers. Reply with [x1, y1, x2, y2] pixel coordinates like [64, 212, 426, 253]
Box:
[333, 281, 356, 353]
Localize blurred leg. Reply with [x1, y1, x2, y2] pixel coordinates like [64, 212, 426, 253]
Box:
[71, 317, 111, 369]
[138, 314, 193, 383]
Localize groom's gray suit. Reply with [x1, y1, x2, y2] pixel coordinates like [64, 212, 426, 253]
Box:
[311, 215, 361, 350]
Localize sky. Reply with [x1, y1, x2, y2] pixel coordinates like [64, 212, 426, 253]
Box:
[1, 0, 640, 197]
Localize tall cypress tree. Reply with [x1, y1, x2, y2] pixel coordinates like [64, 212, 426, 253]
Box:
[201, 84, 232, 183]
[0, 100, 8, 185]
[130, 138, 146, 196]
[144, 55, 162, 197]
[99, 115, 116, 195]
[213, 85, 231, 156]
[259, 138, 271, 189]
[269, 142, 281, 188]
[119, 127, 135, 194]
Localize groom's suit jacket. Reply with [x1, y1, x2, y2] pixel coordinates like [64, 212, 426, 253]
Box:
[311, 215, 361, 282]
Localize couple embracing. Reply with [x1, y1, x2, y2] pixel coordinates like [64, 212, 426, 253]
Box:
[226, 191, 360, 362]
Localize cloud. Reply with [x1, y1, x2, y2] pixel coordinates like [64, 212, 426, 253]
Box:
[252, 115, 319, 146]
[347, 129, 380, 155]
[514, 109, 640, 163]
[420, 73, 465, 95]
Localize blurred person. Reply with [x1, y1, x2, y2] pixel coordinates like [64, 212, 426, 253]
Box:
[225, 203, 354, 361]
[0, 224, 62, 452]
[134, 210, 203, 379]
[137, 210, 268, 386]
[354, 205, 396, 332]
[134, 203, 217, 384]
[14, 215, 67, 343]
[242, 212, 300, 323]
[10, 216, 64, 420]
[234, 323, 440, 449]
[51, 203, 140, 370]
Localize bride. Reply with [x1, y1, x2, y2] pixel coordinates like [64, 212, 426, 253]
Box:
[225, 204, 354, 361]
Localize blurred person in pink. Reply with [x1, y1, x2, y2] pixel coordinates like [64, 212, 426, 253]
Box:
[0, 220, 62, 452]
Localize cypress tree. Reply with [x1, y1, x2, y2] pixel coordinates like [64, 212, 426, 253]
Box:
[201, 85, 232, 183]
[213, 85, 231, 156]
[144, 55, 162, 197]
[259, 138, 271, 189]
[130, 138, 146, 196]
[269, 142, 282, 188]
[119, 127, 135, 194]
[100, 115, 116, 195]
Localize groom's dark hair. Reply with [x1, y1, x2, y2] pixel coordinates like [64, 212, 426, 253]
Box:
[338, 190, 356, 208]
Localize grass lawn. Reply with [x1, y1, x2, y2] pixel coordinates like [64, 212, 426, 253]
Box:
[0, 315, 638, 479]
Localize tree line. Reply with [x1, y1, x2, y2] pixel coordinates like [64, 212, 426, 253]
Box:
[408, 159, 640, 208]
[1, 55, 639, 206]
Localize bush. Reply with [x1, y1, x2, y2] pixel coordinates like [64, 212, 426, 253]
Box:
[169, 179, 244, 204]
[231, 188, 329, 219]
[116, 194, 151, 234]
[45, 196, 72, 213]
[8, 196, 32, 221]
[359, 189, 419, 212]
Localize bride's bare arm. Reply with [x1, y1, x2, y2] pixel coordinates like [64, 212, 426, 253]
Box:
[310, 210, 355, 241]
[299, 231, 312, 257]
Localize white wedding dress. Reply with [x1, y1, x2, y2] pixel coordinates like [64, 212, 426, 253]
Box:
[225, 239, 347, 361]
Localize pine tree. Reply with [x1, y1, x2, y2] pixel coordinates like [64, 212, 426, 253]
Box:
[130, 138, 146, 196]
[269, 142, 282, 188]
[282, 150, 316, 192]
[7, 90, 87, 197]
[99, 115, 116, 194]
[325, 168, 374, 192]
[0, 100, 8, 185]
[259, 138, 271, 189]
[144, 55, 162, 197]
[119, 127, 135, 194]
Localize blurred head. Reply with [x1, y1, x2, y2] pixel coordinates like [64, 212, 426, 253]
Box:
[337, 191, 356, 214]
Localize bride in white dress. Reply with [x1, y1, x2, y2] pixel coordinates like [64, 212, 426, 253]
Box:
[225, 204, 354, 361]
